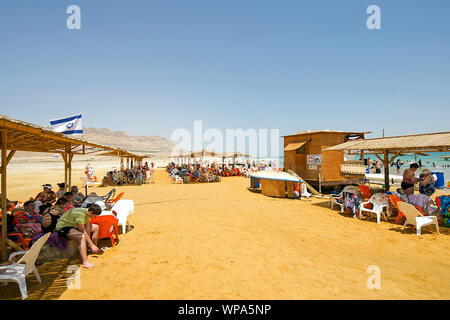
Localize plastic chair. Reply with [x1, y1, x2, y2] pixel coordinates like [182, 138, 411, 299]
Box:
[101, 188, 116, 203]
[174, 175, 183, 184]
[91, 215, 119, 247]
[111, 200, 134, 234]
[328, 186, 356, 213]
[0, 233, 51, 300]
[389, 194, 424, 224]
[358, 185, 371, 200]
[397, 202, 439, 236]
[107, 192, 124, 204]
[360, 194, 388, 223]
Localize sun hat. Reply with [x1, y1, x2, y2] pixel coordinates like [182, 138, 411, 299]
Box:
[42, 184, 52, 189]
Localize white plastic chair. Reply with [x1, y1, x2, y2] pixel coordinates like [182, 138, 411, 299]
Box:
[174, 175, 183, 184]
[328, 186, 355, 213]
[0, 232, 51, 300]
[300, 183, 311, 198]
[360, 194, 388, 223]
[397, 202, 440, 236]
[112, 199, 134, 234]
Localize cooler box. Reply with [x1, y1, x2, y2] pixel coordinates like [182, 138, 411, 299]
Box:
[432, 172, 445, 188]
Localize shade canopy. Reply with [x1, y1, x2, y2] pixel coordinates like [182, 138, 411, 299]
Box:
[0, 115, 117, 155]
[326, 132, 450, 153]
[0, 115, 145, 260]
[325, 131, 450, 191]
[217, 152, 249, 158]
[284, 141, 307, 151]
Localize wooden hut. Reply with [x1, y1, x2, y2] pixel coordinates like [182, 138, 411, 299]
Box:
[283, 130, 369, 189]
[249, 171, 302, 198]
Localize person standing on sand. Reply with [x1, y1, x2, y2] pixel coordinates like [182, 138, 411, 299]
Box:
[401, 163, 419, 195]
[375, 161, 382, 174]
[55, 204, 102, 269]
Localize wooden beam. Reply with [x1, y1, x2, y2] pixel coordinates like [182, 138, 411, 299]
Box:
[120, 157, 124, 185]
[6, 150, 16, 166]
[388, 151, 402, 165]
[68, 152, 74, 190]
[1, 129, 7, 261]
[374, 153, 384, 162]
[384, 149, 390, 191]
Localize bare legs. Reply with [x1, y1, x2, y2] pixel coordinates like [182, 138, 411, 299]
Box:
[68, 223, 101, 269]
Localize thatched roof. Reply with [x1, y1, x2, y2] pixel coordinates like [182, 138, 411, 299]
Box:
[217, 152, 249, 158]
[326, 131, 450, 153]
[283, 130, 370, 137]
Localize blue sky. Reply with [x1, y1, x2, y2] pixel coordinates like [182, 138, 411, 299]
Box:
[1, 0, 449, 141]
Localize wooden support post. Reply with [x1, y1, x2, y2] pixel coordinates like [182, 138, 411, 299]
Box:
[6, 150, 15, 166]
[120, 157, 124, 185]
[62, 153, 68, 190]
[127, 157, 130, 170]
[1, 130, 8, 261]
[68, 152, 74, 190]
[384, 149, 390, 191]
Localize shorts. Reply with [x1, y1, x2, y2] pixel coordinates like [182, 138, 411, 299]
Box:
[401, 182, 414, 190]
[57, 227, 75, 239]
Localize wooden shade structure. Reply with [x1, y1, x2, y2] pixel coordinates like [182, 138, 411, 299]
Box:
[0, 115, 143, 260]
[176, 149, 217, 164]
[94, 150, 146, 185]
[217, 152, 250, 169]
[326, 131, 450, 191]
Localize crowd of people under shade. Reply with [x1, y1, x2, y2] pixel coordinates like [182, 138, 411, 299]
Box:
[167, 159, 279, 183]
[2, 182, 107, 268]
[102, 162, 154, 186]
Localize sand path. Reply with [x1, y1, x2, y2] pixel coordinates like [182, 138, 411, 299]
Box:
[0, 168, 449, 299]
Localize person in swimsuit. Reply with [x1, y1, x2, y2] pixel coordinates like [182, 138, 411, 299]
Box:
[401, 163, 419, 195]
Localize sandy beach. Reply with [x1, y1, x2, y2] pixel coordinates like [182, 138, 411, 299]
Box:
[0, 165, 449, 300]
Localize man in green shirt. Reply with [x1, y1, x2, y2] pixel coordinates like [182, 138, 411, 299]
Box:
[56, 204, 102, 269]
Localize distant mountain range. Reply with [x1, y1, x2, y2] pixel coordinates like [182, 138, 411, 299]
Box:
[82, 128, 174, 154]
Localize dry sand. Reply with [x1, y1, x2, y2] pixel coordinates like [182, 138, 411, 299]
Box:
[0, 166, 449, 300]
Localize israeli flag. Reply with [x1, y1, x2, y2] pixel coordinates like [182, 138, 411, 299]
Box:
[50, 114, 83, 135]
